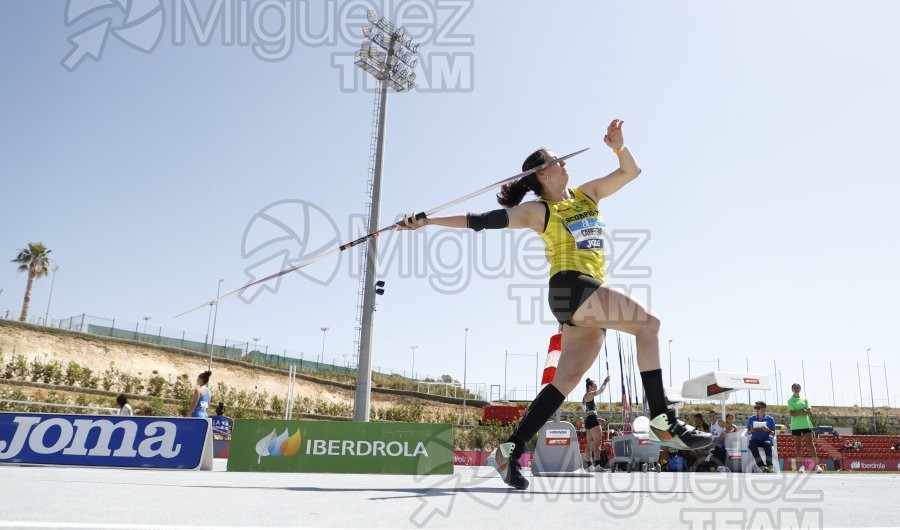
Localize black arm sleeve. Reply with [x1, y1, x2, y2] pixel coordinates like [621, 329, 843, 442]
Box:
[466, 209, 509, 232]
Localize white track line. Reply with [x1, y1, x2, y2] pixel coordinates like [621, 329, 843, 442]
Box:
[0, 521, 374, 530]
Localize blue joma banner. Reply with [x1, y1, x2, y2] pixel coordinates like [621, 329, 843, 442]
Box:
[0, 412, 210, 469]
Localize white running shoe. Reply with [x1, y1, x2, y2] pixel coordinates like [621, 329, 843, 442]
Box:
[815, 465, 823, 474]
[648, 411, 713, 450]
[487, 442, 529, 490]
[798, 466, 806, 472]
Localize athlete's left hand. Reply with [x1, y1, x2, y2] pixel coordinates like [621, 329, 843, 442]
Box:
[603, 119, 625, 150]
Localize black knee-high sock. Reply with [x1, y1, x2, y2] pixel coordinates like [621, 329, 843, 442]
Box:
[507, 384, 566, 454]
[640, 369, 671, 419]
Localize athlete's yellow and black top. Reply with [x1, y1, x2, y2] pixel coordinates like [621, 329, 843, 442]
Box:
[540, 188, 608, 326]
[539, 188, 607, 281]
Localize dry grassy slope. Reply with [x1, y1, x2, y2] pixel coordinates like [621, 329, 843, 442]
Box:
[0, 320, 477, 418]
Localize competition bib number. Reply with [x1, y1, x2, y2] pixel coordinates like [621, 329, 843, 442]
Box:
[565, 216, 605, 250]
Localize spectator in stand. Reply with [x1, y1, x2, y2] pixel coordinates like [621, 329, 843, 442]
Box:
[831, 431, 841, 442]
[746, 400, 776, 472]
[687, 413, 711, 470]
[893, 441, 900, 451]
[692, 412, 710, 432]
[787, 383, 821, 473]
[724, 413, 738, 433]
[116, 394, 133, 416]
[704, 410, 728, 471]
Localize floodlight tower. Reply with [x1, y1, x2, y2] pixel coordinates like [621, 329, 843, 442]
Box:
[352, 11, 419, 422]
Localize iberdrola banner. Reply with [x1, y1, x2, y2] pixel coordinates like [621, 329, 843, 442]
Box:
[227, 420, 453, 474]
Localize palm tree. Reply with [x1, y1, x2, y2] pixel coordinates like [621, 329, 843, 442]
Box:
[11, 242, 52, 322]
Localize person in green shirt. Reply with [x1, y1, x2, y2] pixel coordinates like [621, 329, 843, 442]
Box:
[788, 383, 820, 473]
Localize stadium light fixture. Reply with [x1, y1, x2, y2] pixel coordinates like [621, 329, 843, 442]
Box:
[352, 13, 420, 422]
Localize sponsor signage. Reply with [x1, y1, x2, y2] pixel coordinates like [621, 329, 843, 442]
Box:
[706, 383, 732, 396]
[453, 451, 478, 466]
[846, 459, 900, 471]
[0, 412, 212, 470]
[211, 415, 233, 435]
[743, 377, 760, 385]
[227, 420, 453, 474]
[452, 451, 532, 467]
[544, 429, 571, 446]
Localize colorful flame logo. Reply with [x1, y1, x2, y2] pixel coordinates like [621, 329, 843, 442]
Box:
[255, 428, 301, 464]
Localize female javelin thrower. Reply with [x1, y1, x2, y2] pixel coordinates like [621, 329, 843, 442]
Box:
[400, 119, 712, 490]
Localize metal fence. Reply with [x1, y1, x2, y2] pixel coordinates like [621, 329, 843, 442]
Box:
[2, 311, 488, 396]
[50, 313, 374, 377]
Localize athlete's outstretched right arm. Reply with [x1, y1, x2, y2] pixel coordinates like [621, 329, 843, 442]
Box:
[398, 201, 544, 232]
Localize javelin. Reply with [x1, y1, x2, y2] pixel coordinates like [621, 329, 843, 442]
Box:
[174, 147, 590, 318]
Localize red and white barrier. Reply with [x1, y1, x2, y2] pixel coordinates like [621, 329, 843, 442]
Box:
[540, 333, 562, 390]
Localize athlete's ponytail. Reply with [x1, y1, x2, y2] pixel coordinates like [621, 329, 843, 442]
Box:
[497, 178, 532, 207]
[496, 148, 548, 207]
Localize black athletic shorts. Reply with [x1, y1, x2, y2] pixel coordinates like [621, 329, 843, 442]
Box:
[585, 413, 601, 430]
[791, 428, 813, 436]
[548, 271, 604, 326]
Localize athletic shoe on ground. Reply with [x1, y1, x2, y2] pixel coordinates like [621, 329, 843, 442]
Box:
[488, 442, 529, 490]
[591, 464, 608, 473]
[648, 411, 713, 450]
[762, 465, 772, 473]
[798, 466, 806, 472]
[766, 465, 775, 473]
[815, 465, 823, 474]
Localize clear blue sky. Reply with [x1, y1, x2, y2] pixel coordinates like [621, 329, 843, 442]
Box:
[2, 0, 897, 410]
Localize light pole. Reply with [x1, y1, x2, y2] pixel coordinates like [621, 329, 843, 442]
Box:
[43, 265, 59, 326]
[142, 315, 151, 336]
[746, 358, 751, 405]
[667, 339, 673, 387]
[252, 337, 261, 352]
[352, 11, 419, 423]
[320, 327, 329, 365]
[204, 301, 214, 351]
[866, 348, 877, 433]
[830, 361, 836, 406]
[857, 362, 863, 406]
[410, 345, 418, 380]
[208, 278, 224, 368]
[462, 328, 469, 425]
